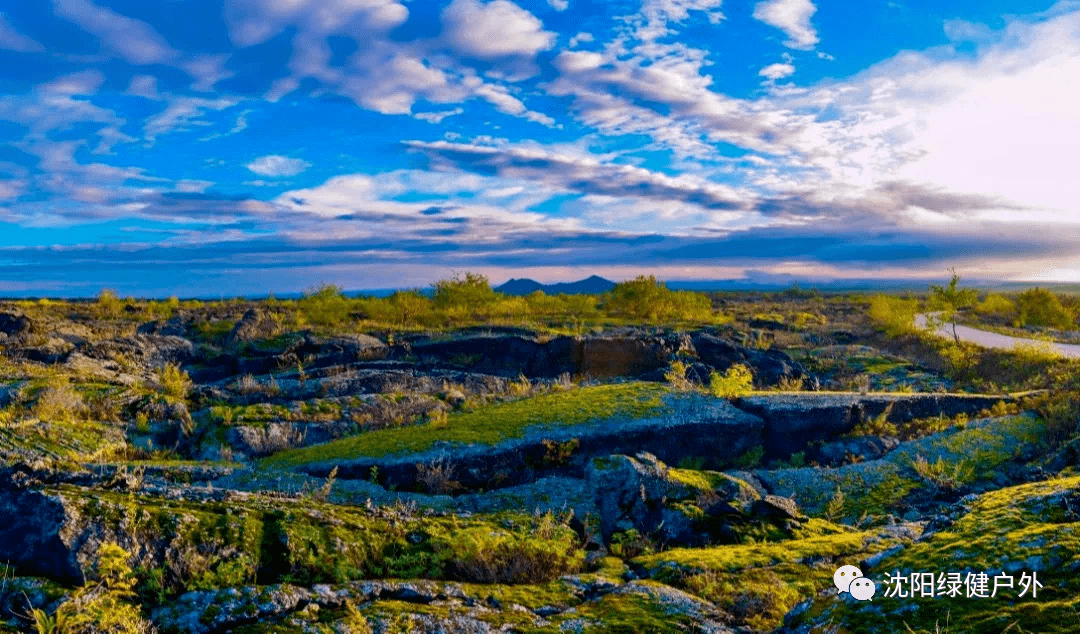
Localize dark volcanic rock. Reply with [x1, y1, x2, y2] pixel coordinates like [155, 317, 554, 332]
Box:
[301, 393, 765, 492]
[291, 332, 388, 367]
[225, 308, 282, 345]
[691, 333, 811, 387]
[86, 334, 195, 368]
[22, 338, 75, 364]
[0, 311, 33, 337]
[410, 334, 579, 377]
[736, 392, 1019, 460]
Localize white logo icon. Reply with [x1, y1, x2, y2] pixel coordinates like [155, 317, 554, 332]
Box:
[850, 578, 877, 601]
[833, 565, 863, 594]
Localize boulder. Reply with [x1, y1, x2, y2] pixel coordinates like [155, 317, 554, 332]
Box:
[85, 334, 195, 368]
[0, 311, 33, 337]
[691, 333, 811, 387]
[21, 338, 75, 364]
[587, 453, 759, 547]
[225, 308, 282, 345]
[293, 332, 388, 366]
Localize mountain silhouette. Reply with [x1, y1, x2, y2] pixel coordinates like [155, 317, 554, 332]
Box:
[495, 275, 616, 296]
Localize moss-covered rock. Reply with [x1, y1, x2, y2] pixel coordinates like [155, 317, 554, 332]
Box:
[787, 475, 1080, 633]
[0, 485, 583, 593]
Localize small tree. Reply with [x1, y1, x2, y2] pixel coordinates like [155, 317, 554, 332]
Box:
[928, 270, 978, 343]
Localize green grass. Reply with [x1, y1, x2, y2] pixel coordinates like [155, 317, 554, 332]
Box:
[635, 521, 908, 632]
[791, 475, 1080, 633]
[261, 382, 671, 467]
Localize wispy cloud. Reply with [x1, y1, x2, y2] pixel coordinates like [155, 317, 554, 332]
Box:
[246, 155, 312, 177]
[0, 12, 44, 52]
[53, 0, 179, 64]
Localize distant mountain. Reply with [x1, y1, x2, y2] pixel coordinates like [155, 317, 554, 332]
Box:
[495, 275, 616, 296]
[495, 278, 546, 296]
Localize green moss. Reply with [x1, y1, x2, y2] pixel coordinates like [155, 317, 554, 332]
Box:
[60, 488, 586, 598]
[792, 476, 1080, 634]
[637, 524, 910, 632]
[0, 418, 126, 466]
[261, 382, 670, 466]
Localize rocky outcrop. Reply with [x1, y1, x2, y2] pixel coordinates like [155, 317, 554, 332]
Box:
[588, 453, 762, 546]
[85, 334, 195, 369]
[0, 311, 33, 337]
[691, 333, 811, 387]
[735, 392, 1015, 459]
[298, 393, 765, 491]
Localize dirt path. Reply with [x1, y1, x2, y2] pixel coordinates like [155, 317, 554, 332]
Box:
[915, 313, 1080, 358]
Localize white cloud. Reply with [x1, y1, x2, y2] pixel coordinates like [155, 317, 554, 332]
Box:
[246, 155, 312, 177]
[53, 0, 179, 64]
[0, 12, 44, 52]
[183, 54, 234, 92]
[548, 0, 569, 10]
[414, 108, 465, 123]
[568, 32, 594, 48]
[753, 0, 819, 50]
[224, 0, 409, 47]
[759, 62, 795, 80]
[441, 0, 556, 59]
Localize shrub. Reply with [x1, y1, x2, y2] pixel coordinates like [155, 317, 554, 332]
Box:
[910, 454, 975, 493]
[868, 294, 919, 336]
[157, 363, 192, 403]
[449, 526, 580, 584]
[601, 275, 712, 322]
[709, 364, 754, 398]
[297, 284, 352, 327]
[96, 289, 123, 319]
[416, 457, 462, 494]
[431, 272, 497, 309]
[54, 543, 155, 634]
[664, 360, 694, 391]
[1015, 287, 1073, 328]
[32, 377, 86, 422]
[975, 293, 1016, 317]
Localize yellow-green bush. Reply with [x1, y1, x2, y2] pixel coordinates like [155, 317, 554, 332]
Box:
[601, 275, 712, 322]
[1015, 287, 1074, 328]
[975, 292, 1016, 317]
[709, 364, 754, 398]
[53, 543, 154, 634]
[867, 294, 918, 336]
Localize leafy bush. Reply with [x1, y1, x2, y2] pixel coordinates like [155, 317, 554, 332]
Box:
[156, 363, 192, 403]
[449, 523, 581, 584]
[975, 292, 1016, 317]
[1015, 287, 1074, 328]
[867, 294, 919, 336]
[664, 360, 694, 391]
[32, 377, 86, 422]
[909, 454, 975, 493]
[297, 284, 352, 327]
[431, 272, 497, 309]
[709, 364, 754, 398]
[96, 289, 123, 319]
[53, 543, 155, 634]
[601, 275, 712, 321]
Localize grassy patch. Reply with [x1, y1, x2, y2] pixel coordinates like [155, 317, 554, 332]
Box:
[637, 523, 908, 632]
[794, 476, 1080, 634]
[261, 382, 670, 467]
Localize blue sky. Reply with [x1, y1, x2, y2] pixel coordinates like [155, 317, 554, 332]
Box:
[1, 0, 1079, 296]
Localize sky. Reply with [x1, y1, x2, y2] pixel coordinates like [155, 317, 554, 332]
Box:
[1, 0, 1080, 297]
